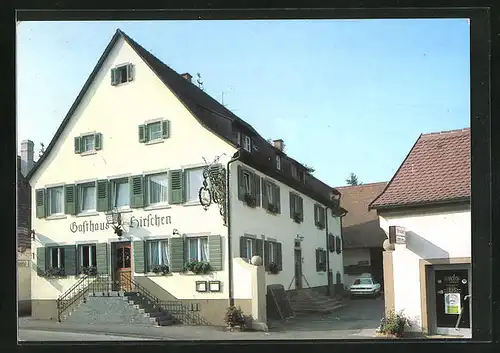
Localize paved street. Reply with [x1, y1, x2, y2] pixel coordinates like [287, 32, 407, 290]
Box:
[19, 329, 154, 341]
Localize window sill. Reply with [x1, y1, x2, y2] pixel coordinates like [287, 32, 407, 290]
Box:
[46, 215, 67, 220]
[266, 210, 279, 216]
[183, 201, 202, 207]
[80, 151, 97, 157]
[181, 271, 214, 276]
[111, 208, 133, 214]
[144, 204, 171, 211]
[145, 272, 173, 277]
[145, 139, 164, 146]
[76, 212, 99, 218]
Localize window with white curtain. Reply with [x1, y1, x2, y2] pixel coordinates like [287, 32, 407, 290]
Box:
[48, 187, 64, 216]
[187, 237, 209, 262]
[185, 168, 205, 203]
[148, 240, 169, 270]
[49, 247, 65, 268]
[269, 242, 276, 263]
[79, 244, 97, 268]
[79, 183, 96, 212]
[111, 179, 129, 209]
[246, 239, 253, 260]
[147, 173, 168, 205]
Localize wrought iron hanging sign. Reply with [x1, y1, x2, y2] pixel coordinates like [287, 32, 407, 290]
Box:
[198, 155, 228, 225]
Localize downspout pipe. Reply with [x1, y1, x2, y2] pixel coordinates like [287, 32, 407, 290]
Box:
[325, 206, 331, 296]
[226, 149, 242, 307]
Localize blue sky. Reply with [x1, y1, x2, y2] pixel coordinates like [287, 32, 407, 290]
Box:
[16, 19, 470, 187]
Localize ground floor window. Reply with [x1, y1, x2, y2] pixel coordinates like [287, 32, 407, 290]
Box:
[148, 240, 169, 270]
[49, 247, 65, 268]
[187, 237, 209, 262]
[78, 244, 97, 270]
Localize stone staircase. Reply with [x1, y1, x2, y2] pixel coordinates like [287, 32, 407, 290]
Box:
[63, 291, 177, 326]
[288, 289, 345, 314]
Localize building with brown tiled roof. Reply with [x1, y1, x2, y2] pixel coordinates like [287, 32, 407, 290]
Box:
[370, 128, 471, 337]
[336, 182, 388, 288]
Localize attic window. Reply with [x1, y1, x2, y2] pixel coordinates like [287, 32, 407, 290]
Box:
[243, 135, 252, 152]
[111, 64, 134, 86]
[276, 155, 281, 170]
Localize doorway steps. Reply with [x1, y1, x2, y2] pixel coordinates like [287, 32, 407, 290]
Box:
[288, 289, 346, 314]
[62, 291, 176, 326]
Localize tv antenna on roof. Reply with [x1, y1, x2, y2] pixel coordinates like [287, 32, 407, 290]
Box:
[196, 73, 204, 91]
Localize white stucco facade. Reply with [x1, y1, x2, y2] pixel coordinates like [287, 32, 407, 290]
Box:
[379, 205, 471, 331]
[229, 161, 343, 291]
[29, 32, 345, 319]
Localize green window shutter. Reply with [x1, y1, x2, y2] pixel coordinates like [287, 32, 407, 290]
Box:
[94, 133, 103, 150]
[289, 193, 295, 219]
[264, 241, 270, 268]
[127, 64, 134, 82]
[74, 136, 81, 154]
[276, 242, 283, 271]
[336, 236, 342, 254]
[262, 181, 269, 210]
[329, 234, 335, 253]
[36, 247, 46, 276]
[240, 236, 248, 258]
[314, 205, 319, 227]
[143, 177, 149, 207]
[169, 169, 184, 204]
[111, 68, 117, 86]
[253, 174, 261, 207]
[138, 124, 146, 143]
[133, 241, 146, 273]
[64, 184, 76, 215]
[96, 243, 109, 275]
[315, 249, 321, 272]
[255, 238, 263, 257]
[170, 237, 185, 272]
[96, 179, 109, 212]
[63, 245, 77, 276]
[208, 235, 223, 271]
[299, 197, 304, 221]
[274, 185, 281, 214]
[321, 208, 326, 229]
[162, 120, 170, 139]
[130, 175, 144, 208]
[35, 189, 46, 219]
[237, 165, 245, 201]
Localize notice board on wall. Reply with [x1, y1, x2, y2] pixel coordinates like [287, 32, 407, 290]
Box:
[267, 284, 294, 321]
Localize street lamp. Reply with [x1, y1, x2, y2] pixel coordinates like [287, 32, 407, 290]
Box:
[106, 208, 123, 237]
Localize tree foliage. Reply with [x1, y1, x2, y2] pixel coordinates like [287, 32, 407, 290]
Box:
[346, 172, 361, 186]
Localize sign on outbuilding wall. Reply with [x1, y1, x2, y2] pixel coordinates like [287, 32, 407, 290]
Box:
[389, 226, 406, 245]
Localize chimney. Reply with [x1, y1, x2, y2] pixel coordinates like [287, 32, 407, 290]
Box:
[20, 139, 34, 177]
[273, 139, 284, 151]
[181, 73, 192, 83]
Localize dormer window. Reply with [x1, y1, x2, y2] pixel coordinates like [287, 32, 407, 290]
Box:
[243, 135, 252, 152]
[276, 155, 281, 170]
[111, 63, 134, 86]
[291, 164, 298, 179]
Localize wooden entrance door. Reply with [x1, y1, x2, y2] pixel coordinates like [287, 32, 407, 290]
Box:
[115, 242, 132, 292]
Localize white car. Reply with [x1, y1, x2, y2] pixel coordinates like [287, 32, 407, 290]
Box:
[349, 276, 381, 298]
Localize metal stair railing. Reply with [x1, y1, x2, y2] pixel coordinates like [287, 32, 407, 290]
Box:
[119, 274, 211, 326]
[56, 273, 108, 322]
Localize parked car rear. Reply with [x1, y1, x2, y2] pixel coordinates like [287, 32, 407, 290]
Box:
[349, 276, 381, 298]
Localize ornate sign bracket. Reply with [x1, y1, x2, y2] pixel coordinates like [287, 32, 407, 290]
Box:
[199, 155, 228, 226]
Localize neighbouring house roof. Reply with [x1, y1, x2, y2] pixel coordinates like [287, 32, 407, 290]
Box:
[369, 128, 470, 210]
[336, 182, 388, 249]
[26, 29, 345, 210]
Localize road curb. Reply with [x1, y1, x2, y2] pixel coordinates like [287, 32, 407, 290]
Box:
[19, 326, 170, 340]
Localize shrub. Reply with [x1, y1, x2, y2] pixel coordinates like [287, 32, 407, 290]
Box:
[293, 212, 302, 223]
[224, 305, 246, 328]
[267, 203, 279, 213]
[244, 193, 257, 207]
[377, 310, 412, 338]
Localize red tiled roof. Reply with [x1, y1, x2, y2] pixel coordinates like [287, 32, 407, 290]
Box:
[370, 128, 470, 209]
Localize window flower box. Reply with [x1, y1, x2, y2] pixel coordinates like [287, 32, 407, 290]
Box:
[244, 193, 257, 207]
[151, 264, 170, 275]
[45, 267, 66, 278]
[81, 266, 97, 276]
[183, 260, 212, 275]
[267, 203, 278, 214]
[293, 212, 302, 223]
[266, 262, 280, 274]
